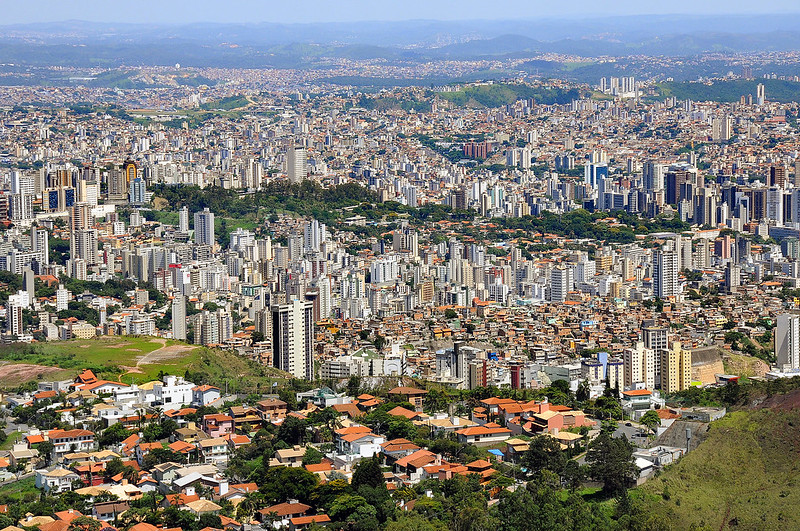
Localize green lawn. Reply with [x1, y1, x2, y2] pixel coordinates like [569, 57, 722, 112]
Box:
[36, 336, 167, 366]
[0, 337, 201, 387]
[0, 431, 23, 451]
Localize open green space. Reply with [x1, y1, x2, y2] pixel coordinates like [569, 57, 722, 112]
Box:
[634, 407, 800, 529]
[0, 477, 38, 503]
[0, 337, 290, 391]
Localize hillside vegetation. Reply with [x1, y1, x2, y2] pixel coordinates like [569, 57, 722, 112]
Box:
[635, 405, 800, 530]
[438, 83, 584, 108]
[655, 79, 800, 103]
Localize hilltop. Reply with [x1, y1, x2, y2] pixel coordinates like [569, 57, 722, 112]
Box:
[634, 391, 800, 530]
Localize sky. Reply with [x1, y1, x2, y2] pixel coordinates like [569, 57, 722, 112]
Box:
[3, 0, 800, 25]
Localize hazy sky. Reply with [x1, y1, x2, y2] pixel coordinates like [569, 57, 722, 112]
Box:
[4, 0, 800, 24]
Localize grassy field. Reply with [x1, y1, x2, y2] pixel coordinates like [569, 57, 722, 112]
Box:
[635, 408, 800, 529]
[0, 476, 38, 503]
[0, 337, 290, 391]
[0, 431, 23, 451]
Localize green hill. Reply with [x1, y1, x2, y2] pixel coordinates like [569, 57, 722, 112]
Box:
[655, 79, 800, 103]
[635, 404, 800, 530]
[438, 83, 584, 108]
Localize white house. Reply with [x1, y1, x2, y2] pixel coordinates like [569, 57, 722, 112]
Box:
[192, 385, 221, 407]
[198, 437, 229, 465]
[36, 467, 80, 493]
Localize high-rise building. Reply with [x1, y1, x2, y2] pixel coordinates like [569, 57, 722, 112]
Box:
[756, 83, 766, 105]
[32, 227, 49, 266]
[172, 294, 187, 341]
[643, 161, 665, 192]
[653, 246, 679, 299]
[56, 284, 70, 312]
[108, 169, 129, 202]
[129, 178, 146, 205]
[550, 265, 573, 302]
[287, 146, 307, 184]
[712, 116, 732, 142]
[770, 166, 787, 188]
[22, 267, 35, 306]
[6, 292, 25, 336]
[271, 299, 315, 380]
[194, 208, 215, 246]
[775, 313, 800, 372]
[623, 341, 655, 389]
[303, 220, 327, 253]
[72, 229, 99, 266]
[9, 193, 33, 221]
[69, 203, 93, 232]
[179, 206, 189, 233]
[660, 342, 692, 393]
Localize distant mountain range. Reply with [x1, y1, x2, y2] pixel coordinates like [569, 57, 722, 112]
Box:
[1, 15, 800, 75]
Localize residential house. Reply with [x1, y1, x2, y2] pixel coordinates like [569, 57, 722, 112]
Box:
[35, 468, 80, 493]
[256, 399, 288, 423]
[92, 501, 130, 522]
[228, 406, 261, 431]
[258, 502, 311, 529]
[335, 426, 385, 458]
[271, 446, 306, 467]
[455, 423, 512, 446]
[48, 429, 96, 461]
[393, 450, 440, 483]
[192, 385, 221, 407]
[202, 414, 234, 438]
[387, 387, 428, 411]
[198, 438, 229, 465]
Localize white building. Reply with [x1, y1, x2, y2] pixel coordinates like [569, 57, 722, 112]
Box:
[776, 313, 800, 372]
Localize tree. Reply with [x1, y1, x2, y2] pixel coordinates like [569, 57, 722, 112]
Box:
[386, 513, 446, 531]
[328, 494, 374, 523]
[302, 446, 324, 466]
[640, 410, 661, 433]
[97, 422, 131, 448]
[161, 506, 197, 530]
[198, 513, 223, 530]
[67, 516, 102, 531]
[585, 432, 638, 495]
[346, 376, 361, 397]
[576, 379, 591, 403]
[521, 435, 567, 477]
[276, 415, 308, 445]
[352, 455, 385, 490]
[259, 466, 318, 504]
[373, 334, 387, 351]
[562, 460, 586, 493]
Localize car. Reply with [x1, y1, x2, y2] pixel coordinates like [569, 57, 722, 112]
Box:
[625, 422, 632, 427]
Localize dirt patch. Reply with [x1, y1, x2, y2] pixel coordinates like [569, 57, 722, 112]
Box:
[136, 343, 196, 366]
[0, 364, 65, 385]
[758, 388, 800, 410]
[723, 354, 769, 378]
[126, 348, 142, 352]
[119, 365, 144, 375]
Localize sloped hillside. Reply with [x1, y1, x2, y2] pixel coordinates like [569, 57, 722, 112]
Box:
[636, 397, 800, 530]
